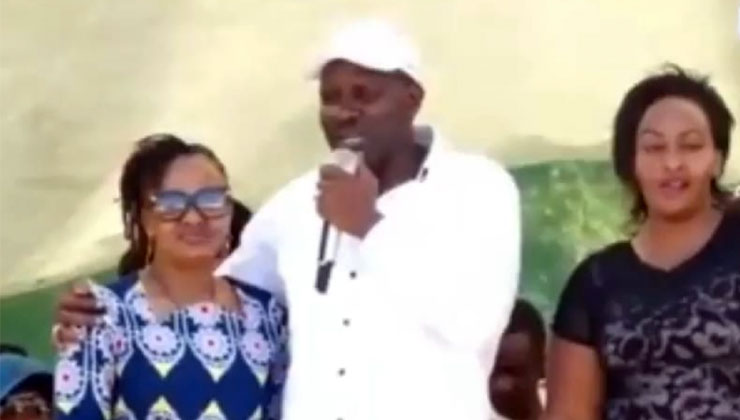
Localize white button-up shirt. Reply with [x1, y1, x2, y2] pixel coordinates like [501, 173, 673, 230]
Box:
[217, 126, 521, 419]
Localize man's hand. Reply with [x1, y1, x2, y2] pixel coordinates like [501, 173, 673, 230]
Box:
[317, 161, 382, 238]
[52, 282, 103, 349]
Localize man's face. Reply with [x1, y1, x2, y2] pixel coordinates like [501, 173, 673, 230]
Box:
[0, 391, 51, 420]
[488, 332, 543, 419]
[318, 60, 421, 168]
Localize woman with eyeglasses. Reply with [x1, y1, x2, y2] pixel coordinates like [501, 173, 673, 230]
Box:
[54, 134, 287, 420]
[544, 66, 739, 420]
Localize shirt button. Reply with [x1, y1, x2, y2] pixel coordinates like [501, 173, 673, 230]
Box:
[349, 271, 357, 279]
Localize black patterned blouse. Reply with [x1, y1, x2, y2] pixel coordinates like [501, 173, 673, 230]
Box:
[553, 211, 740, 420]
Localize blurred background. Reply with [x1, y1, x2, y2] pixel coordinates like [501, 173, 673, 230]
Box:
[1, 0, 738, 361]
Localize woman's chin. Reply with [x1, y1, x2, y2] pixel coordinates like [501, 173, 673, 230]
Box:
[171, 247, 221, 264]
[650, 204, 703, 222]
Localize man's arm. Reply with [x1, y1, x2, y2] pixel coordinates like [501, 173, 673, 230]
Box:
[55, 286, 119, 419]
[53, 282, 104, 346]
[358, 158, 521, 357]
[216, 188, 287, 303]
[54, 184, 291, 346]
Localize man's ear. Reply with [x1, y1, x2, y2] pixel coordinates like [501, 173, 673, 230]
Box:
[403, 82, 424, 120]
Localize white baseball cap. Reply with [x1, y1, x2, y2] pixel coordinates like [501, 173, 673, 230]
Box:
[310, 18, 424, 89]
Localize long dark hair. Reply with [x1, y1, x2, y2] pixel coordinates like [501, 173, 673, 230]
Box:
[612, 64, 735, 224]
[229, 199, 253, 251]
[116, 134, 230, 275]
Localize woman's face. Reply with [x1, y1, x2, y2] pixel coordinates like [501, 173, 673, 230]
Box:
[141, 154, 232, 265]
[634, 96, 722, 221]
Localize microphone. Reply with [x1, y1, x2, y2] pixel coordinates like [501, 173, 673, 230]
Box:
[316, 137, 363, 294]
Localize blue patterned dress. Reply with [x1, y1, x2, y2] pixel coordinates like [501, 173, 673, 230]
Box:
[54, 274, 288, 420]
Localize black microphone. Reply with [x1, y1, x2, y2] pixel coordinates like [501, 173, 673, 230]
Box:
[315, 138, 363, 294]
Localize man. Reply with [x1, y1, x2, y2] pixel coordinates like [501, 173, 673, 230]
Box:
[54, 19, 521, 419]
[488, 299, 547, 420]
[0, 345, 53, 420]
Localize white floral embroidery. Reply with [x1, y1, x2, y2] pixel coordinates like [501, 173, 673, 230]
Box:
[140, 325, 179, 355]
[93, 360, 115, 416]
[239, 293, 266, 330]
[137, 321, 186, 378]
[110, 327, 132, 365]
[128, 286, 156, 323]
[55, 359, 84, 398]
[189, 310, 238, 383]
[92, 284, 123, 326]
[193, 328, 231, 360]
[56, 278, 286, 420]
[187, 303, 220, 327]
[240, 330, 271, 367]
[268, 298, 285, 328]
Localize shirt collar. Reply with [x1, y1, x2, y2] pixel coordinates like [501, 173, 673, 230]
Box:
[413, 124, 447, 182]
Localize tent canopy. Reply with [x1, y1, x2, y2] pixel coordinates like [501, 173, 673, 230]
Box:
[1, 0, 738, 297]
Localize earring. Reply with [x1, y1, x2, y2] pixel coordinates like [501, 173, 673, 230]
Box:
[146, 236, 155, 263]
[220, 235, 232, 258]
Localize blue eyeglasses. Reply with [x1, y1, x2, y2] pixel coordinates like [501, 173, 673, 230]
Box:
[149, 186, 231, 221]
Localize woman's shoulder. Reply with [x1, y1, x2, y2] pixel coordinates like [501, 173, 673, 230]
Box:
[228, 279, 284, 312]
[229, 280, 289, 344]
[552, 241, 632, 346]
[98, 272, 138, 294]
[90, 272, 139, 309]
[229, 280, 270, 300]
[568, 241, 634, 288]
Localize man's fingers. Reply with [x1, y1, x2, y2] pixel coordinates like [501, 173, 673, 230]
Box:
[356, 160, 378, 186]
[71, 281, 92, 295]
[319, 164, 349, 181]
[317, 179, 335, 191]
[59, 294, 103, 315]
[356, 159, 372, 177]
[57, 326, 81, 346]
[58, 309, 98, 327]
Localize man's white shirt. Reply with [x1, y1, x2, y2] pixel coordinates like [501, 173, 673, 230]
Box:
[217, 126, 521, 420]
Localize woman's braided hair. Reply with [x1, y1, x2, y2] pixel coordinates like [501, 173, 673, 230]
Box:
[116, 133, 228, 275]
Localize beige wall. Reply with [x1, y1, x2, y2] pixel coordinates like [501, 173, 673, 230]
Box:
[1, 0, 738, 295]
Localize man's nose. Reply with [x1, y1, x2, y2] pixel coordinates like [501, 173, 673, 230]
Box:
[325, 103, 361, 122]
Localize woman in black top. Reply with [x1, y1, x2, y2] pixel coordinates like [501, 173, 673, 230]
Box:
[544, 65, 739, 420]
